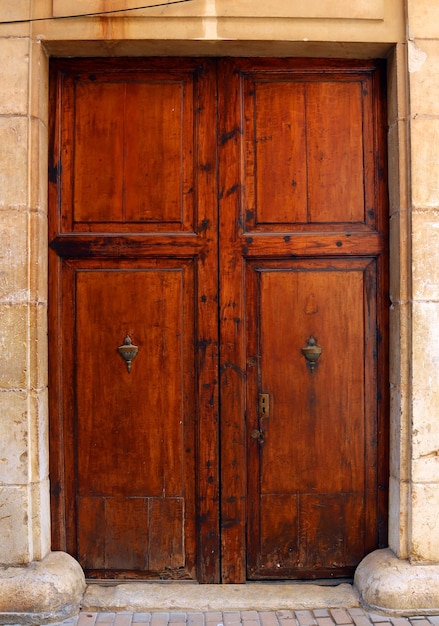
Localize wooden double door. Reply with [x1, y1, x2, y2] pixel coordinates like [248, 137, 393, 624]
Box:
[49, 58, 388, 583]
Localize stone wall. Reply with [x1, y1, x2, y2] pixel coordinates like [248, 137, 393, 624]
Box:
[1, 0, 439, 620]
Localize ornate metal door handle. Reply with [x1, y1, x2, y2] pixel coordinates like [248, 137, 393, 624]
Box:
[117, 335, 139, 373]
[301, 335, 322, 372]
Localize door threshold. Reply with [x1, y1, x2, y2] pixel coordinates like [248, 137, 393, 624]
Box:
[81, 580, 360, 612]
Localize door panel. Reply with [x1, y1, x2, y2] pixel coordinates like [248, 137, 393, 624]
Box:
[49, 58, 219, 582]
[50, 57, 388, 583]
[245, 259, 378, 578]
[218, 58, 388, 581]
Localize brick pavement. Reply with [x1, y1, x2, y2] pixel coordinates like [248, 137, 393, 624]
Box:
[49, 609, 439, 626]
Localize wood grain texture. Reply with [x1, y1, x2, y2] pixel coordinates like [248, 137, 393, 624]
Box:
[49, 57, 388, 583]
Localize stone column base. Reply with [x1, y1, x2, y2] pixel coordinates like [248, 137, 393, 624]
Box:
[355, 548, 439, 616]
[0, 551, 85, 625]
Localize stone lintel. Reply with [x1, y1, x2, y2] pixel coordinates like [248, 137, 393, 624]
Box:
[0, 551, 85, 625]
[355, 548, 439, 616]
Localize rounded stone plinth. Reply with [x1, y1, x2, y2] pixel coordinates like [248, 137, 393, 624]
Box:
[355, 548, 439, 616]
[0, 551, 85, 625]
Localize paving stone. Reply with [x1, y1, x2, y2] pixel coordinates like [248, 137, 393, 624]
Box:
[97, 614, 118, 623]
[314, 612, 330, 619]
[427, 619, 439, 626]
[114, 613, 134, 626]
[259, 611, 280, 626]
[330, 610, 353, 625]
[408, 621, 430, 626]
[316, 618, 337, 626]
[350, 616, 374, 626]
[169, 614, 187, 623]
[368, 615, 390, 623]
[133, 614, 152, 623]
[277, 612, 294, 620]
[389, 619, 410, 626]
[188, 613, 205, 626]
[241, 612, 260, 620]
[151, 613, 170, 626]
[295, 611, 316, 626]
[349, 612, 368, 618]
[205, 613, 224, 624]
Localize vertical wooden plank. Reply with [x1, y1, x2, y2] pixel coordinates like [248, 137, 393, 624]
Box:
[218, 59, 247, 583]
[194, 59, 221, 583]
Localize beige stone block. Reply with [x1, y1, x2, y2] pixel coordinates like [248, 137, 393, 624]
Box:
[407, 0, 439, 39]
[388, 475, 410, 558]
[0, 551, 85, 622]
[0, 209, 29, 304]
[412, 210, 439, 301]
[29, 302, 48, 390]
[29, 210, 48, 303]
[0, 116, 29, 209]
[389, 210, 410, 304]
[0, 389, 29, 485]
[387, 43, 409, 126]
[409, 39, 439, 117]
[29, 40, 49, 126]
[29, 477, 51, 560]
[0, 38, 30, 116]
[411, 387, 439, 483]
[29, 118, 48, 213]
[0, 1, 30, 22]
[53, 0, 386, 20]
[389, 302, 411, 387]
[410, 482, 439, 562]
[412, 301, 439, 392]
[0, 303, 28, 389]
[389, 384, 410, 482]
[0, 485, 31, 565]
[411, 117, 439, 209]
[29, 387, 49, 483]
[388, 121, 410, 216]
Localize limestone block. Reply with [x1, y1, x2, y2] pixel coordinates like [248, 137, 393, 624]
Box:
[52, 0, 385, 20]
[29, 388, 49, 483]
[410, 117, 439, 209]
[0, 38, 30, 116]
[388, 476, 410, 559]
[29, 118, 48, 214]
[411, 301, 439, 392]
[0, 551, 85, 625]
[0, 117, 28, 209]
[412, 388, 439, 483]
[0, 304, 28, 389]
[29, 41, 49, 126]
[29, 478, 51, 561]
[389, 210, 410, 304]
[28, 302, 48, 390]
[355, 548, 439, 614]
[387, 44, 409, 127]
[387, 122, 409, 217]
[410, 483, 439, 562]
[0, 209, 29, 304]
[407, 0, 439, 39]
[409, 40, 439, 116]
[0, 389, 29, 484]
[389, 302, 410, 388]
[0, 486, 31, 565]
[389, 384, 410, 482]
[29, 210, 48, 303]
[412, 210, 439, 301]
[0, 2, 30, 22]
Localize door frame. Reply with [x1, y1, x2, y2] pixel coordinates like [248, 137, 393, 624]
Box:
[48, 56, 389, 584]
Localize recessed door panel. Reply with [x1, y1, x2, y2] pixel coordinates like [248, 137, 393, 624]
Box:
[245, 259, 378, 578]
